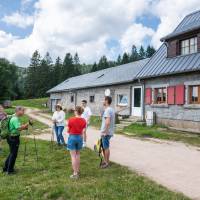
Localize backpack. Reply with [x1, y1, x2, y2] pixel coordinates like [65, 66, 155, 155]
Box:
[0, 116, 12, 139]
[94, 138, 104, 166]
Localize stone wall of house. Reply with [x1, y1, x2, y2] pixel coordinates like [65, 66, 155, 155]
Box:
[144, 73, 200, 131]
[49, 83, 134, 115]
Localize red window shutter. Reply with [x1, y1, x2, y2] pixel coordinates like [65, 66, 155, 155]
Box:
[145, 88, 152, 105]
[175, 85, 185, 105]
[167, 86, 175, 105]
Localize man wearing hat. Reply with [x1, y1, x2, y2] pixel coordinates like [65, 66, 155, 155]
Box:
[52, 104, 66, 146]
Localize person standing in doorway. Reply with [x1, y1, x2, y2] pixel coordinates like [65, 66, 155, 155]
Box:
[81, 100, 92, 147]
[3, 106, 29, 175]
[0, 105, 7, 153]
[67, 106, 86, 179]
[52, 104, 66, 146]
[100, 96, 115, 168]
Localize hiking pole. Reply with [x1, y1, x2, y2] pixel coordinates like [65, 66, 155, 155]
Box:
[50, 125, 55, 151]
[29, 119, 39, 164]
[23, 129, 28, 165]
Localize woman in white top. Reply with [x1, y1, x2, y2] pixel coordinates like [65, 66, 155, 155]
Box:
[52, 104, 66, 145]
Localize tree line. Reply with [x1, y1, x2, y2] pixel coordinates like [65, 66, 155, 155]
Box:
[0, 44, 155, 100]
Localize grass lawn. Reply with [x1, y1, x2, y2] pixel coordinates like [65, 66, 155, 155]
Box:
[123, 123, 200, 147]
[12, 98, 48, 110]
[0, 139, 189, 200]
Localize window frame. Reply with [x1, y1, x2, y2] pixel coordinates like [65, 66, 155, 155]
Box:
[189, 85, 200, 104]
[89, 95, 95, 103]
[153, 87, 167, 104]
[70, 95, 74, 103]
[117, 94, 128, 106]
[181, 37, 197, 55]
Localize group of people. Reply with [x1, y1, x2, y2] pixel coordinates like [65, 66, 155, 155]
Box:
[0, 96, 115, 178]
[52, 96, 115, 179]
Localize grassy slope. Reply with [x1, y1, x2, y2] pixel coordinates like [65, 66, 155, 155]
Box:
[12, 98, 48, 110]
[0, 139, 189, 200]
[123, 123, 200, 147]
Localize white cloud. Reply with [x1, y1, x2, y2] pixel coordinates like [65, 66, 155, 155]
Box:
[1, 0, 200, 67]
[0, 0, 150, 66]
[2, 11, 34, 28]
[151, 0, 200, 48]
[120, 23, 155, 52]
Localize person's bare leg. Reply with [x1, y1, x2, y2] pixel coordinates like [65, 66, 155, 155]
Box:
[76, 151, 80, 173]
[104, 148, 110, 164]
[70, 151, 76, 174]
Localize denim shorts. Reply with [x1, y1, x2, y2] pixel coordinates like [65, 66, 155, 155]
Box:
[102, 135, 112, 149]
[67, 135, 83, 151]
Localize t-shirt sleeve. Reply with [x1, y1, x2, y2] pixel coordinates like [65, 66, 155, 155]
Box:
[104, 108, 111, 118]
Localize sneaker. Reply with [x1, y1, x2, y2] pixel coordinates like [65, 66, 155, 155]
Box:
[70, 174, 79, 179]
[100, 163, 109, 169]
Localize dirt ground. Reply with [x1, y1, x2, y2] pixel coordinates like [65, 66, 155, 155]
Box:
[25, 108, 200, 200]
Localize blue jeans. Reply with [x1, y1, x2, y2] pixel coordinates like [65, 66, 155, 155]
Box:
[54, 126, 65, 145]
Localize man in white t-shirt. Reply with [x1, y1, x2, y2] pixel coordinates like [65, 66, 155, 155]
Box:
[81, 100, 92, 147]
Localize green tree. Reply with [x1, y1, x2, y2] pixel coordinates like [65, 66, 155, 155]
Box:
[53, 56, 62, 86]
[73, 52, 81, 76]
[117, 55, 122, 65]
[0, 58, 18, 101]
[25, 50, 41, 98]
[138, 46, 146, 59]
[121, 52, 130, 64]
[130, 45, 139, 62]
[91, 62, 98, 72]
[62, 53, 74, 80]
[98, 55, 109, 70]
[146, 45, 156, 58]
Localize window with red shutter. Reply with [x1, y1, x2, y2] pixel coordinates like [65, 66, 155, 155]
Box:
[167, 86, 175, 105]
[145, 88, 152, 105]
[175, 85, 185, 105]
[153, 87, 167, 104]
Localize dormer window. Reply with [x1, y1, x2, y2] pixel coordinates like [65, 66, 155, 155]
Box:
[181, 37, 197, 55]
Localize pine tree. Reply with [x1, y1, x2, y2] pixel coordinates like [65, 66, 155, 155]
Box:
[130, 45, 139, 62]
[138, 46, 146, 59]
[91, 62, 98, 72]
[36, 52, 53, 97]
[117, 55, 122, 65]
[73, 52, 81, 76]
[53, 56, 62, 86]
[25, 50, 41, 98]
[98, 55, 109, 70]
[62, 53, 75, 80]
[121, 52, 130, 64]
[146, 45, 156, 58]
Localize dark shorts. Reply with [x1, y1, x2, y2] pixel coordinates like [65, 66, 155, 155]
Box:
[102, 135, 112, 149]
[67, 135, 83, 151]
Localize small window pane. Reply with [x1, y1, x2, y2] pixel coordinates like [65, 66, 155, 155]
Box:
[190, 86, 200, 104]
[155, 87, 167, 104]
[118, 95, 128, 106]
[190, 38, 195, 45]
[90, 96, 95, 103]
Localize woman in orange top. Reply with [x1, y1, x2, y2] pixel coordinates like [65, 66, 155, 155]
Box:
[67, 106, 86, 179]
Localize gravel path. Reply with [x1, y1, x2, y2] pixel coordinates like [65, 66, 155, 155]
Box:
[25, 108, 200, 199]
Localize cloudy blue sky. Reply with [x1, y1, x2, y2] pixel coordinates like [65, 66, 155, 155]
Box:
[0, 0, 200, 67]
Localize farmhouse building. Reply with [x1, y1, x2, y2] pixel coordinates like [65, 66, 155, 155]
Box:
[47, 58, 149, 116]
[48, 10, 200, 131]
